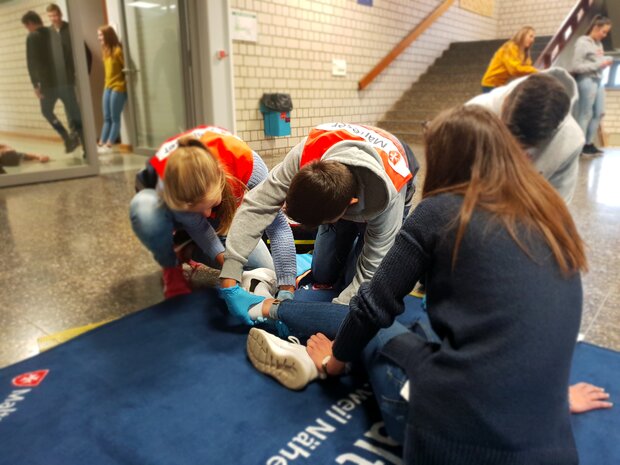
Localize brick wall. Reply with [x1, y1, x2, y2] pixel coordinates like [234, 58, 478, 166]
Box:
[230, 0, 498, 167]
[605, 91, 620, 144]
[496, 0, 576, 37]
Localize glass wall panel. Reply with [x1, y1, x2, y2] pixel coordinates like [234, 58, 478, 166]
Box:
[0, 0, 97, 186]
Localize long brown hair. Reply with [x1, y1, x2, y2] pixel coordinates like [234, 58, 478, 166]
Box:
[98, 25, 122, 58]
[161, 136, 245, 235]
[508, 26, 534, 64]
[585, 15, 612, 35]
[423, 105, 587, 275]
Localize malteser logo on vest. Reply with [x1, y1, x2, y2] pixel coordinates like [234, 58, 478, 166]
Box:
[0, 370, 49, 422]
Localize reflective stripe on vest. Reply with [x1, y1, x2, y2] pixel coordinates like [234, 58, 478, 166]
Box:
[149, 125, 254, 200]
[300, 123, 412, 192]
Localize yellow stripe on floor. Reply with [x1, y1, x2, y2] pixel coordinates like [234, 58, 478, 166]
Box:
[37, 317, 119, 352]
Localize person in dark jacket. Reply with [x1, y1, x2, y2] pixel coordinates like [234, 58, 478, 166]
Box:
[245, 105, 604, 464]
[21, 10, 79, 153]
[45, 3, 90, 151]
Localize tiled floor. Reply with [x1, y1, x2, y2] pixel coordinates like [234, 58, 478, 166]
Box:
[0, 148, 619, 368]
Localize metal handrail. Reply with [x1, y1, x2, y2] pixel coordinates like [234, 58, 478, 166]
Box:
[535, 0, 594, 68]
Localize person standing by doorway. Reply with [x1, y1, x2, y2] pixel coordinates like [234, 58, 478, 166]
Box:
[96, 25, 127, 154]
[21, 10, 79, 153]
[45, 3, 88, 150]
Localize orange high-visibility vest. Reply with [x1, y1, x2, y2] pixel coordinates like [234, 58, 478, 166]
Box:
[300, 123, 412, 192]
[150, 125, 254, 201]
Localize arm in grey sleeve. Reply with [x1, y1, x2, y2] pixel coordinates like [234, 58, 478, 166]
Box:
[247, 152, 297, 287]
[220, 142, 305, 283]
[333, 188, 407, 305]
[571, 39, 605, 75]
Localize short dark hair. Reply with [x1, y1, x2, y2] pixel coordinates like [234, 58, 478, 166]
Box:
[21, 11, 43, 26]
[285, 161, 357, 228]
[501, 74, 570, 148]
[45, 3, 62, 14]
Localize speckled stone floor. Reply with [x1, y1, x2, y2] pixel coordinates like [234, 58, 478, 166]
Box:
[0, 149, 619, 368]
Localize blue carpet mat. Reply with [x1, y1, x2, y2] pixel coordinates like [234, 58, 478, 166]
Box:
[0, 290, 617, 464]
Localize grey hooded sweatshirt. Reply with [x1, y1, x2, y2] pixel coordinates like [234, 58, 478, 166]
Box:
[467, 67, 584, 203]
[221, 133, 409, 304]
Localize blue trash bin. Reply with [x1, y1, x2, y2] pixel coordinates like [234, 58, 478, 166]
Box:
[260, 93, 293, 137]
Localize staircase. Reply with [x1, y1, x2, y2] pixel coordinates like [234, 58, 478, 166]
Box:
[378, 37, 551, 145]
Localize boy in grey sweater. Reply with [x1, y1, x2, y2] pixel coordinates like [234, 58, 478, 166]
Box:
[467, 68, 584, 203]
[219, 123, 417, 322]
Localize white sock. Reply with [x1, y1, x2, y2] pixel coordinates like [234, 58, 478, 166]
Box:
[252, 282, 274, 298]
[248, 302, 264, 320]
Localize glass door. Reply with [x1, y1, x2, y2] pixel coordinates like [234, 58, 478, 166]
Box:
[120, 0, 192, 154]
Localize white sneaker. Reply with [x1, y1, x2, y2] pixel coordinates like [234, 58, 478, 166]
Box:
[241, 268, 277, 298]
[247, 327, 319, 390]
[97, 145, 113, 154]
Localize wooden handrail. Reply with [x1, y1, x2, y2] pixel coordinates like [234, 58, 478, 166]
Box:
[535, 0, 594, 68]
[358, 0, 455, 90]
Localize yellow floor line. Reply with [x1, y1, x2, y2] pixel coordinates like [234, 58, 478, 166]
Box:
[37, 317, 119, 352]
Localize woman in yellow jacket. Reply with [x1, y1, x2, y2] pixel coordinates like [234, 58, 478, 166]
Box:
[481, 26, 538, 92]
[97, 25, 127, 153]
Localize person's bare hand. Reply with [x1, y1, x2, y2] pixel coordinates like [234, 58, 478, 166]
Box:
[306, 333, 345, 376]
[34, 88, 43, 100]
[306, 333, 332, 368]
[569, 382, 613, 414]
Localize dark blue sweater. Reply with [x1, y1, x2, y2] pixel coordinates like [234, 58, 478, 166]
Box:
[333, 194, 581, 465]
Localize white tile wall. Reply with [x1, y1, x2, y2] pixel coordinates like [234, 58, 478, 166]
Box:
[230, 0, 498, 166]
[497, 0, 577, 37]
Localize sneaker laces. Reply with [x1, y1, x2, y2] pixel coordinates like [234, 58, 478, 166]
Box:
[287, 335, 301, 345]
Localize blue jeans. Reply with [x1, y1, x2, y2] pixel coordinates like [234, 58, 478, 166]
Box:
[100, 88, 127, 144]
[575, 76, 605, 144]
[276, 298, 438, 444]
[311, 221, 366, 289]
[40, 85, 82, 142]
[129, 188, 274, 270]
[311, 141, 418, 289]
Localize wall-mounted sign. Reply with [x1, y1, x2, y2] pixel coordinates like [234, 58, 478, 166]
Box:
[332, 59, 347, 76]
[358, 0, 373, 6]
[231, 9, 258, 42]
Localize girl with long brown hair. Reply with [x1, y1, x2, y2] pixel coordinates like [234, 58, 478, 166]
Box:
[571, 15, 613, 155]
[244, 105, 602, 464]
[97, 25, 127, 153]
[130, 127, 294, 300]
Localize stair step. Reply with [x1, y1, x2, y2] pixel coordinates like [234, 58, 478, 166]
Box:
[379, 120, 428, 132]
[411, 80, 482, 93]
[378, 36, 553, 143]
[384, 109, 436, 120]
[396, 90, 475, 105]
